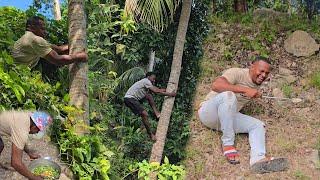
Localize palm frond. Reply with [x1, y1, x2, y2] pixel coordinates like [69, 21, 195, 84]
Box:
[124, 0, 181, 32]
[115, 67, 146, 94]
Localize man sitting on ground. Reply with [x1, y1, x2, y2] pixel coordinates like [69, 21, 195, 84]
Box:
[124, 72, 176, 141]
[0, 111, 53, 180]
[198, 56, 288, 173]
[12, 16, 87, 70]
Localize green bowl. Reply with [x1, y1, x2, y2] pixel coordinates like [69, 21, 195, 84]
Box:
[28, 158, 61, 179]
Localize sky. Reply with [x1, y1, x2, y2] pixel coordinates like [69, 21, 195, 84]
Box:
[0, 0, 34, 10]
[0, 0, 54, 18]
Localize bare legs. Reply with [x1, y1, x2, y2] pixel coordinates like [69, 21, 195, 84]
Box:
[145, 93, 160, 118]
[141, 110, 156, 141]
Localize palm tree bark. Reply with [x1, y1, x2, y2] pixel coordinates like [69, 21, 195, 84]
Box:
[148, 50, 155, 72]
[53, 0, 61, 20]
[149, 0, 192, 163]
[68, 0, 89, 134]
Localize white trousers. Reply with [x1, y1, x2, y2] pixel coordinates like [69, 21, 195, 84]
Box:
[198, 91, 266, 165]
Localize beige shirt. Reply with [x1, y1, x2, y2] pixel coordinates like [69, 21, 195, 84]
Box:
[12, 31, 52, 68]
[0, 111, 31, 150]
[203, 68, 258, 111]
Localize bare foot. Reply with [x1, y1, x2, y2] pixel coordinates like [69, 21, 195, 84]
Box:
[155, 112, 161, 119]
[150, 134, 157, 141]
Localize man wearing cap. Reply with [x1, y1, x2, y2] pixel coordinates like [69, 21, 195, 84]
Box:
[0, 111, 52, 180]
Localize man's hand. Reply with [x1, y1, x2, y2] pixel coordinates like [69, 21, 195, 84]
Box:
[168, 92, 176, 97]
[24, 146, 40, 160]
[27, 151, 40, 160]
[74, 52, 88, 62]
[243, 88, 261, 98]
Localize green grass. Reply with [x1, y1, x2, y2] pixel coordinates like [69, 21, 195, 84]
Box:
[294, 170, 311, 180]
[282, 84, 293, 98]
[310, 71, 320, 89]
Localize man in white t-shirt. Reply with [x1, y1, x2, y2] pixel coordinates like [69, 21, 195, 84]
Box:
[198, 57, 288, 173]
[124, 72, 176, 141]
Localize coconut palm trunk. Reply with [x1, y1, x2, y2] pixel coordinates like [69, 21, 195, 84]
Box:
[53, 0, 61, 20]
[149, 0, 192, 163]
[68, 0, 89, 134]
[148, 50, 155, 72]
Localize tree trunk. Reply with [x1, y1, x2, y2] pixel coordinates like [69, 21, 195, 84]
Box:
[68, 0, 89, 134]
[53, 0, 62, 20]
[234, 0, 247, 13]
[148, 50, 155, 72]
[306, 0, 315, 21]
[149, 0, 192, 163]
[212, 0, 216, 13]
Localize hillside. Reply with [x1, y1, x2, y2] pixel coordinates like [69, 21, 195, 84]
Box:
[184, 12, 320, 179]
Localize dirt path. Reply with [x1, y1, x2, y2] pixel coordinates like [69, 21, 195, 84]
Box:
[0, 136, 70, 180]
[183, 17, 320, 179]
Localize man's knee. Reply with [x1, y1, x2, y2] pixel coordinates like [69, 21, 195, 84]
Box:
[221, 91, 237, 103]
[254, 121, 266, 131]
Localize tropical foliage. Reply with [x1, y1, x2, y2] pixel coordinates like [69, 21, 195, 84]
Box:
[5, 0, 320, 179]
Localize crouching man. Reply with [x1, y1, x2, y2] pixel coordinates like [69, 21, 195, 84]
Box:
[198, 57, 288, 173]
[0, 111, 53, 180]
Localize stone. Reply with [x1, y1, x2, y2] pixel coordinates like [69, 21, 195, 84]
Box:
[284, 30, 319, 57]
[216, 33, 224, 40]
[278, 67, 293, 75]
[253, 8, 287, 19]
[283, 75, 297, 84]
[291, 98, 303, 103]
[272, 88, 284, 98]
[308, 149, 320, 168]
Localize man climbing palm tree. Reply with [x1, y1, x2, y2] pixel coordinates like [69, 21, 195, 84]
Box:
[124, 72, 176, 141]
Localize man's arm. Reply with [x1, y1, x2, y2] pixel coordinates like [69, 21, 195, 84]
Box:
[149, 86, 176, 97]
[212, 77, 260, 98]
[11, 143, 42, 180]
[51, 44, 68, 54]
[44, 50, 88, 66]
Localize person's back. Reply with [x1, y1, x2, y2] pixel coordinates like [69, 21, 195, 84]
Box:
[124, 78, 153, 100]
[0, 111, 31, 150]
[12, 31, 52, 68]
[12, 16, 88, 72]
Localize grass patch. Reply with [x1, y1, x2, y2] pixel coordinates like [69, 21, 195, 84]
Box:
[275, 137, 297, 152]
[282, 84, 293, 98]
[310, 71, 320, 89]
[294, 170, 311, 180]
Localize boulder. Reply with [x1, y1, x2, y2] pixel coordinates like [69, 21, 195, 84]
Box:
[272, 88, 284, 98]
[284, 30, 319, 57]
[253, 8, 287, 19]
[278, 67, 293, 76]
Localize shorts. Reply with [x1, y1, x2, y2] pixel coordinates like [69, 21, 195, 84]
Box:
[124, 97, 145, 115]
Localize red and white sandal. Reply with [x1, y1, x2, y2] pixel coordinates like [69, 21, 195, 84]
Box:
[223, 146, 240, 165]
